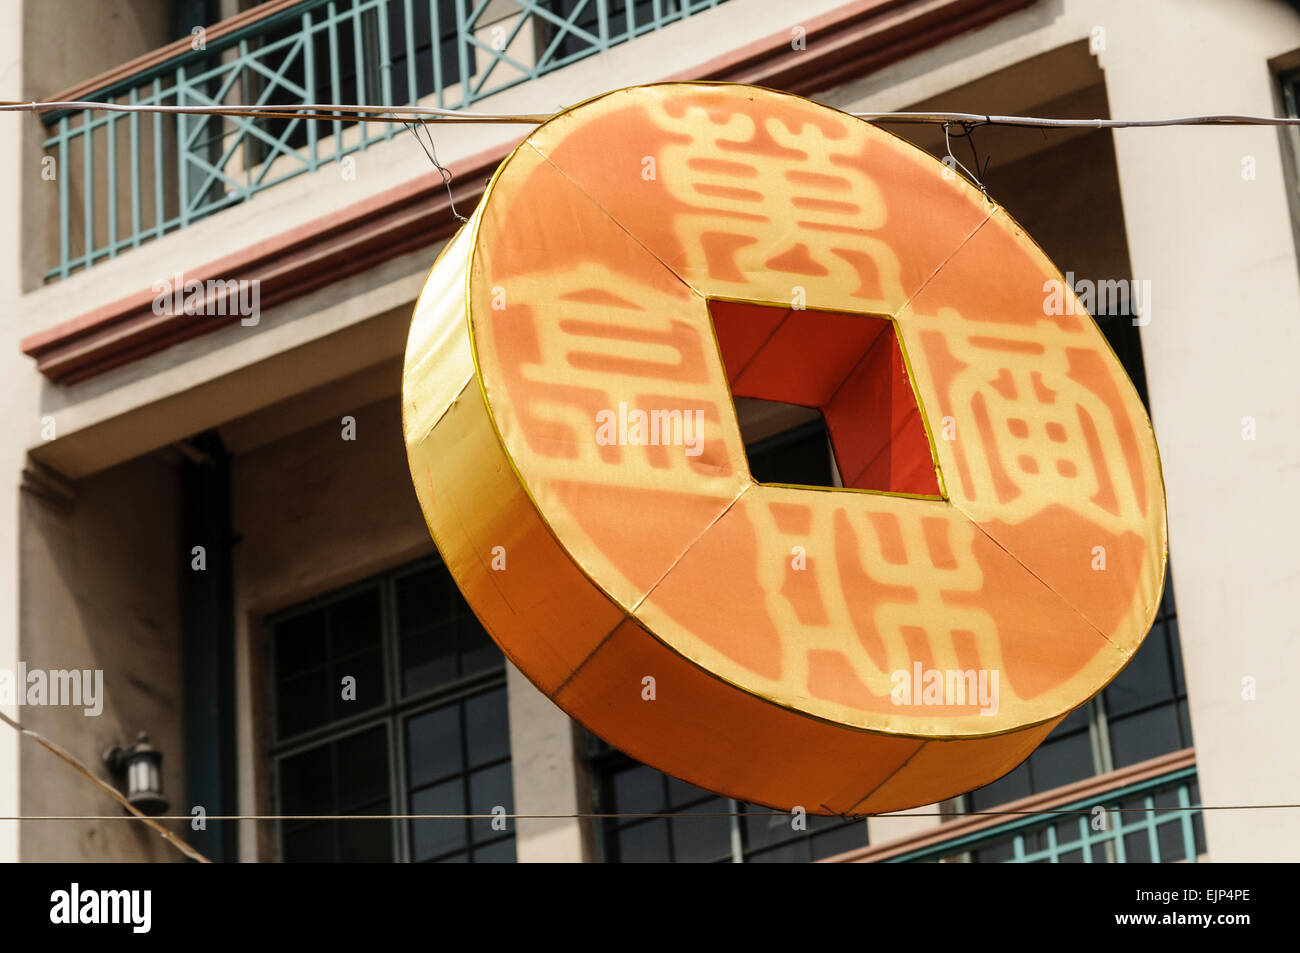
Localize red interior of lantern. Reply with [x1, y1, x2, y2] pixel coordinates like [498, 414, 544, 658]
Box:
[709, 300, 940, 496]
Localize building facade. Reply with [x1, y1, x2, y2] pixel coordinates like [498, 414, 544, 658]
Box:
[1, 0, 1297, 862]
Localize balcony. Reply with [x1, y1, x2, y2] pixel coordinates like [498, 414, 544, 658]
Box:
[827, 749, 1206, 864]
[40, 0, 731, 281]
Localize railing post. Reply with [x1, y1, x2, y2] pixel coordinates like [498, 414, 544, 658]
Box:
[176, 66, 190, 229]
[82, 112, 93, 271]
[303, 10, 319, 170]
[129, 87, 142, 249]
[328, 2, 343, 153]
[57, 118, 70, 280]
[431, 0, 445, 108]
[106, 96, 118, 260]
[376, 0, 395, 140]
[454, 0, 469, 108]
[153, 78, 165, 241]
[352, 0, 367, 149]
[402, 0, 417, 105]
[1145, 794, 1161, 862]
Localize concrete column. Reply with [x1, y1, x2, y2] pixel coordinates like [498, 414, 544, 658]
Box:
[0, 1, 27, 864]
[506, 664, 589, 861]
[1099, 0, 1300, 861]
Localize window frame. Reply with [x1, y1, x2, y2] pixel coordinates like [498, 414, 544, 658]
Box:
[266, 556, 513, 863]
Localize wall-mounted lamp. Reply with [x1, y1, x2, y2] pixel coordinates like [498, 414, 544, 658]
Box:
[102, 731, 168, 816]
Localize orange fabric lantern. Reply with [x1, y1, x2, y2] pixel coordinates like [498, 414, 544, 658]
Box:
[402, 83, 1167, 814]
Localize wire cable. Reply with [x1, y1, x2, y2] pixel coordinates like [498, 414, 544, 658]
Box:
[6, 99, 1300, 128]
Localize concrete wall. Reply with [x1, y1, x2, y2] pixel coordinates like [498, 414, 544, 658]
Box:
[18, 453, 186, 862]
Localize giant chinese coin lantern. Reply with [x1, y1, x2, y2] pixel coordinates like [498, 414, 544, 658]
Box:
[402, 83, 1167, 815]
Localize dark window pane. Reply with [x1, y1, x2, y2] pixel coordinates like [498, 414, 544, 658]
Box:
[610, 765, 666, 814]
[283, 822, 334, 862]
[279, 744, 332, 816]
[472, 837, 517, 863]
[275, 609, 325, 678]
[1104, 625, 1174, 718]
[1158, 574, 1177, 618]
[1049, 703, 1091, 737]
[748, 840, 809, 863]
[1109, 705, 1181, 768]
[665, 775, 714, 809]
[410, 780, 466, 861]
[1152, 789, 1186, 863]
[810, 823, 868, 860]
[1053, 817, 1083, 850]
[1029, 728, 1094, 790]
[969, 762, 1031, 811]
[335, 726, 390, 810]
[406, 704, 462, 787]
[669, 798, 731, 862]
[971, 839, 1015, 863]
[465, 687, 511, 767]
[468, 763, 514, 842]
[328, 588, 382, 657]
[1123, 829, 1151, 862]
[1177, 698, 1194, 749]
[616, 819, 671, 862]
[402, 628, 458, 695]
[331, 649, 385, 720]
[337, 801, 395, 863]
[277, 668, 332, 739]
[744, 807, 794, 852]
[396, 568, 448, 635]
[458, 613, 500, 677]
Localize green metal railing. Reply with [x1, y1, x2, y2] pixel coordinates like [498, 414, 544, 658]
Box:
[888, 767, 1205, 863]
[42, 0, 730, 281]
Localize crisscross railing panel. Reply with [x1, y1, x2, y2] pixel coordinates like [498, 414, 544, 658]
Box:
[42, 0, 730, 281]
[886, 768, 1206, 864]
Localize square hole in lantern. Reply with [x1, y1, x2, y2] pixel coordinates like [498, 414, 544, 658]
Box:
[709, 299, 940, 497]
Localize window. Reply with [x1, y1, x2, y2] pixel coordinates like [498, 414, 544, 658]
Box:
[268, 558, 515, 862]
[589, 737, 869, 863]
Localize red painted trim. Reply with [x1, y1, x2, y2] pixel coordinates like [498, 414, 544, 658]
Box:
[23, 0, 1033, 384]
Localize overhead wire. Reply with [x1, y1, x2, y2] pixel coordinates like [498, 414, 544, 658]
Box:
[5, 99, 1300, 129]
